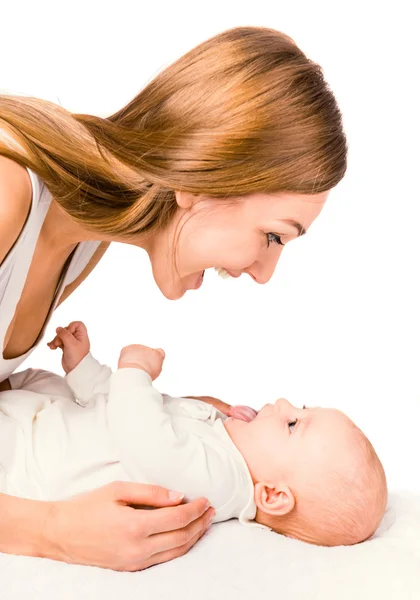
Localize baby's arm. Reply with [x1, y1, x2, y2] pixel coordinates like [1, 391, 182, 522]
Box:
[65, 353, 112, 405]
[7, 356, 111, 405]
[47, 321, 112, 405]
[8, 368, 75, 399]
[107, 345, 233, 503]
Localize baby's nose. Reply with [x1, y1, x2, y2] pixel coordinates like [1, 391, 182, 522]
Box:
[275, 397, 294, 411]
[275, 397, 287, 407]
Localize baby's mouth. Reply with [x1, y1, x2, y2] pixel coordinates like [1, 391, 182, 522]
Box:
[230, 405, 258, 422]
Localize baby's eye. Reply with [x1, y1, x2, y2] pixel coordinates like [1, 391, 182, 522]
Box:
[266, 233, 284, 247]
[288, 407, 306, 432]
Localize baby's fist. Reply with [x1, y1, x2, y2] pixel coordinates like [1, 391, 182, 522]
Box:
[118, 344, 165, 380]
[47, 321, 90, 374]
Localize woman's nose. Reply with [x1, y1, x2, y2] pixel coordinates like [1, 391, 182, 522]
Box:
[246, 251, 282, 284]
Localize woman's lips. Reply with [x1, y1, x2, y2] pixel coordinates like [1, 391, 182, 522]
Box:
[190, 270, 205, 290]
[189, 268, 241, 290]
[224, 269, 241, 278]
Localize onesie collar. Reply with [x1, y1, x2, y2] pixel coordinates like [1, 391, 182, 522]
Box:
[213, 418, 271, 530]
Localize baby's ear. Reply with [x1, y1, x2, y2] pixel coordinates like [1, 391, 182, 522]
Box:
[254, 482, 295, 517]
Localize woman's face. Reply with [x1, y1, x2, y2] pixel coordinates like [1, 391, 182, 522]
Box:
[143, 190, 329, 300]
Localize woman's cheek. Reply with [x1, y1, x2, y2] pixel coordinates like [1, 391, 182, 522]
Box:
[182, 228, 258, 272]
[224, 241, 260, 270]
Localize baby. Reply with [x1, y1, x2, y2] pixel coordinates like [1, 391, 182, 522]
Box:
[0, 321, 387, 547]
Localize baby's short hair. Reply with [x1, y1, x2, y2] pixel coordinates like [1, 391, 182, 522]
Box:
[264, 424, 388, 546]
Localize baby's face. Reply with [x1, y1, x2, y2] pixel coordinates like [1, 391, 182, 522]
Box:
[225, 398, 387, 545]
[236, 398, 358, 491]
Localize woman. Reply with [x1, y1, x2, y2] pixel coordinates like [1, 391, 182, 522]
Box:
[0, 26, 346, 570]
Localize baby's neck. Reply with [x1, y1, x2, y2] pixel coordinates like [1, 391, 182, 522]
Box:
[223, 418, 257, 482]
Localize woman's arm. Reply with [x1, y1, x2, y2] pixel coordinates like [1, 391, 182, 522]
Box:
[0, 158, 32, 387]
[0, 493, 53, 557]
[0, 159, 213, 569]
[0, 484, 214, 570]
[183, 395, 233, 416]
[0, 156, 32, 266]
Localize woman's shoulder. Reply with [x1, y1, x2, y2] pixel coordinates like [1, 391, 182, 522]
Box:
[0, 156, 32, 265]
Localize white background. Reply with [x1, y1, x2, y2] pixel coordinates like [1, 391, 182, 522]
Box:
[1, 0, 419, 494]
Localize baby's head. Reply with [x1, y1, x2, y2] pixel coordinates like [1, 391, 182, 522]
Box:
[224, 398, 387, 546]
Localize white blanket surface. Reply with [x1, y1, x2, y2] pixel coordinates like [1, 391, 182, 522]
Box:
[0, 491, 419, 600]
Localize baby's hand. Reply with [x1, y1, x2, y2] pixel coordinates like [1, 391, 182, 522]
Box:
[47, 321, 90, 374]
[118, 345, 165, 380]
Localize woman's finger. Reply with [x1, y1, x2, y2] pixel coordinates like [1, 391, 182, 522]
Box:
[141, 497, 211, 537]
[148, 505, 214, 554]
[139, 528, 208, 571]
[184, 395, 232, 417]
[110, 481, 185, 508]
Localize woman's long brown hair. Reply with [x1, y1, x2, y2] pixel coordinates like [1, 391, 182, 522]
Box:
[0, 26, 347, 239]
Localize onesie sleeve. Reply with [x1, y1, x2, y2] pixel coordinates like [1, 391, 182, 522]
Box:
[106, 368, 235, 506]
[65, 352, 113, 406]
[9, 368, 75, 400]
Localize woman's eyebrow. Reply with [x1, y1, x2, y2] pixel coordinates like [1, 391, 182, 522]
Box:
[277, 219, 307, 236]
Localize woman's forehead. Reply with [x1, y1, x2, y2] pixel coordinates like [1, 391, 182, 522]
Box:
[235, 190, 329, 224]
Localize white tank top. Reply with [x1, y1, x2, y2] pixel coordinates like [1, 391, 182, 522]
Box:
[0, 168, 101, 381]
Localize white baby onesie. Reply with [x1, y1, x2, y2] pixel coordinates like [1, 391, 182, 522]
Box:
[0, 354, 263, 528]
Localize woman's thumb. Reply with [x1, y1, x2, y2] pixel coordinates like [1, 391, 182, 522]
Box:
[112, 482, 183, 506]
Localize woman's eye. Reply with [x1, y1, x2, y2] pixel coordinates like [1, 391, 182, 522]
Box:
[288, 419, 298, 432]
[266, 232, 284, 247]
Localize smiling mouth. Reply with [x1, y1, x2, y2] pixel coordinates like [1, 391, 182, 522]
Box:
[214, 267, 231, 279]
[188, 267, 241, 291]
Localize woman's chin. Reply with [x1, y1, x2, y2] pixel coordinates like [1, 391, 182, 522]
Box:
[153, 271, 204, 300]
[154, 277, 186, 301]
[158, 285, 185, 301]
[184, 270, 205, 291]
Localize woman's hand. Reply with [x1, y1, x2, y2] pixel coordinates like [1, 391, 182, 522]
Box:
[185, 395, 258, 422]
[44, 481, 214, 571]
[47, 321, 90, 374]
